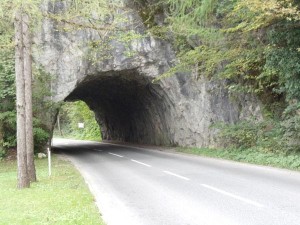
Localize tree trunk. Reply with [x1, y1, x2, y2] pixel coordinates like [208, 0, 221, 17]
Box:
[23, 12, 36, 182]
[15, 9, 30, 189]
[0, 121, 4, 153]
[57, 114, 63, 137]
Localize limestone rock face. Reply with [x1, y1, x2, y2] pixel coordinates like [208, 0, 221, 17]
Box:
[34, 0, 262, 147]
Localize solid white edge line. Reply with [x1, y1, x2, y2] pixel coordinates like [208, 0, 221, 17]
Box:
[131, 159, 152, 167]
[108, 152, 124, 158]
[163, 171, 190, 181]
[201, 184, 264, 208]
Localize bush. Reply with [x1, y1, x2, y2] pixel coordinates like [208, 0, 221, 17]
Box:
[216, 118, 300, 154]
[0, 148, 6, 160]
[280, 115, 300, 153]
[33, 127, 50, 153]
[255, 121, 284, 153]
[215, 121, 261, 149]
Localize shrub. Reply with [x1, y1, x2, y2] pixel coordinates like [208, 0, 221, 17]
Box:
[215, 121, 261, 149]
[280, 115, 300, 153]
[216, 118, 300, 154]
[0, 148, 6, 160]
[33, 127, 50, 153]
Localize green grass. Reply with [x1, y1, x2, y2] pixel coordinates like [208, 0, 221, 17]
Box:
[176, 147, 300, 171]
[0, 156, 105, 225]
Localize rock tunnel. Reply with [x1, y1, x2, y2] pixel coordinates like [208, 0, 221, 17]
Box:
[37, 0, 262, 148]
[64, 69, 175, 146]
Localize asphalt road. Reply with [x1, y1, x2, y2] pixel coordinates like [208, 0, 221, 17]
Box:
[52, 138, 300, 225]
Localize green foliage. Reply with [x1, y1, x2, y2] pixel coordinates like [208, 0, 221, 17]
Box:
[33, 126, 50, 153]
[177, 146, 300, 170]
[264, 24, 300, 102]
[0, 51, 15, 100]
[216, 117, 300, 153]
[0, 48, 52, 152]
[164, 0, 218, 26]
[0, 50, 16, 150]
[280, 115, 300, 152]
[55, 101, 101, 141]
[0, 149, 6, 160]
[0, 111, 17, 149]
[157, 0, 300, 103]
[215, 121, 261, 149]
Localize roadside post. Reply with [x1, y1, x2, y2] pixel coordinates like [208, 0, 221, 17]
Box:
[47, 147, 51, 177]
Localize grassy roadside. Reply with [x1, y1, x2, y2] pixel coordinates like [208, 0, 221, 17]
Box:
[0, 156, 105, 225]
[176, 147, 300, 171]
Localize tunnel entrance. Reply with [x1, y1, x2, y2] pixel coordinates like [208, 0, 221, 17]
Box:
[64, 69, 174, 146]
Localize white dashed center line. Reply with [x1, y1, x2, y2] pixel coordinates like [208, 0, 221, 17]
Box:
[108, 152, 124, 158]
[94, 149, 103, 152]
[131, 159, 152, 167]
[201, 184, 264, 208]
[163, 171, 190, 181]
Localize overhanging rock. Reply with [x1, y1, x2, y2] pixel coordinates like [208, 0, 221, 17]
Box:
[34, 0, 262, 147]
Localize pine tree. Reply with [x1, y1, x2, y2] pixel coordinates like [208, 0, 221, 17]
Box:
[15, 8, 30, 188]
[23, 12, 36, 182]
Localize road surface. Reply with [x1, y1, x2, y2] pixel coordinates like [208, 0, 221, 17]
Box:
[52, 138, 300, 225]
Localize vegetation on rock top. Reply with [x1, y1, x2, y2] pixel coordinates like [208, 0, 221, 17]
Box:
[136, 0, 300, 154]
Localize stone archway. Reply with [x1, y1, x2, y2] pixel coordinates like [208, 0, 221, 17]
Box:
[65, 69, 174, 145]
[35, 0, 261, 148]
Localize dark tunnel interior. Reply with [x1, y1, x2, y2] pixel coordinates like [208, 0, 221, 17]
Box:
[64, 69, 174, 146]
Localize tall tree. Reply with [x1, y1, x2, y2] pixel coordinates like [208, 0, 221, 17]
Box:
[15, 8, 30, 188]
[23, 12, 36, 182]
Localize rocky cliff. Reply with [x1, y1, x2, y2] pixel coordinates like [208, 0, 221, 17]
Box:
[34, 0, 261, 147]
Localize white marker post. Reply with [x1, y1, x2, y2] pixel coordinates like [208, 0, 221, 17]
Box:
[47, 147, 51, 177]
